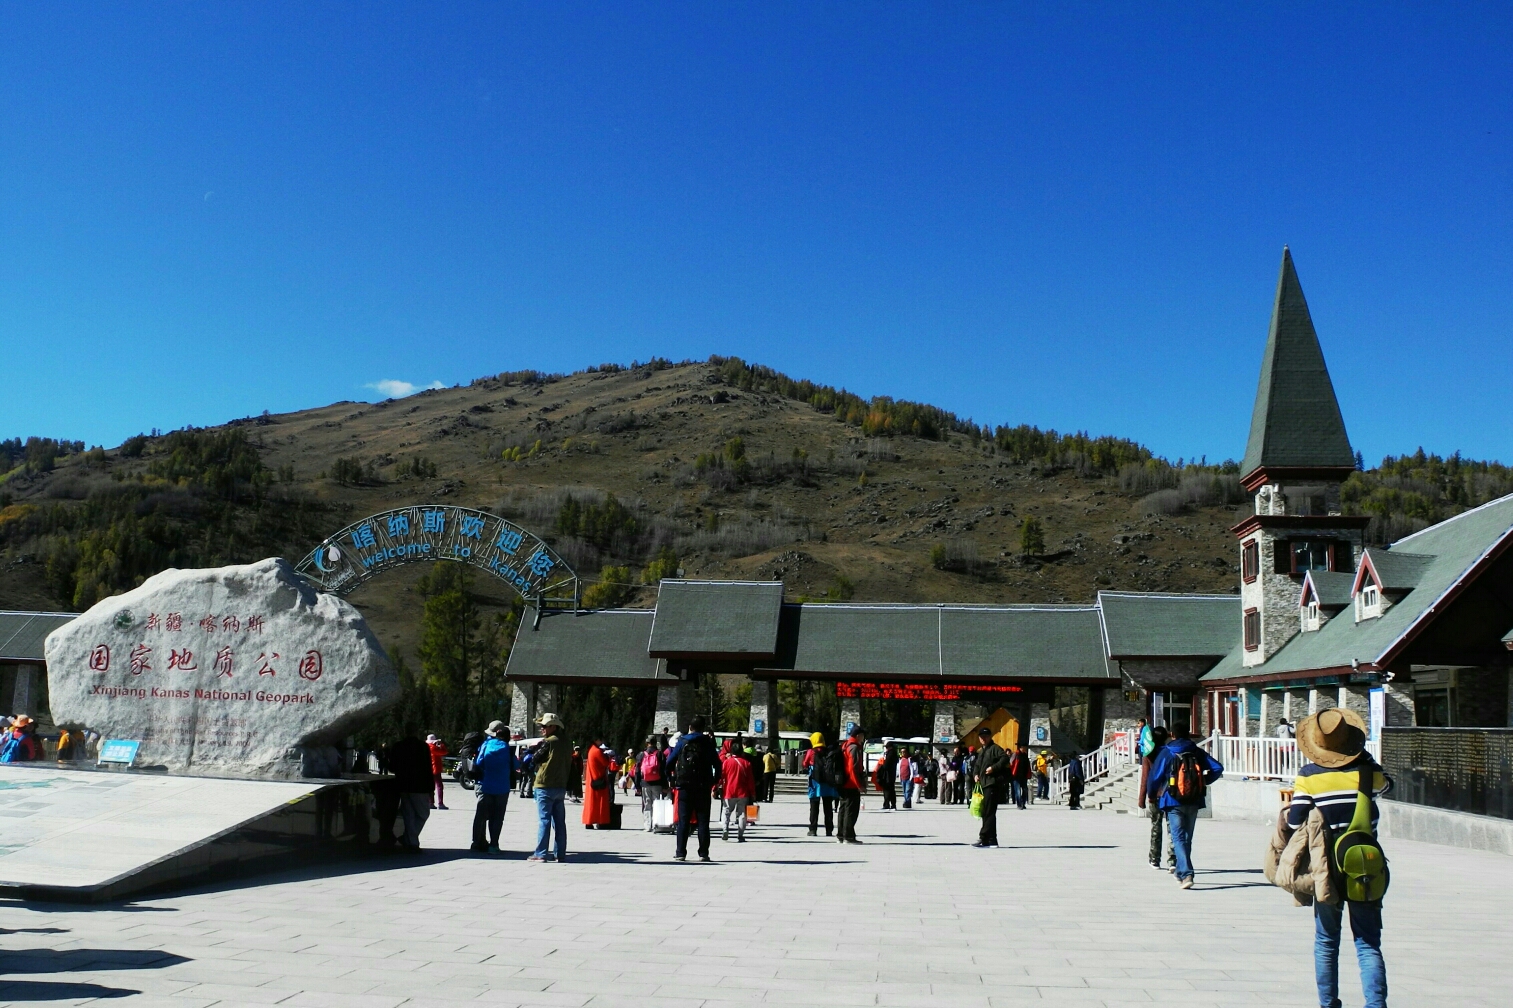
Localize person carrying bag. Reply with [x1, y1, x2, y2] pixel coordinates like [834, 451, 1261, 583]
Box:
[1276, 708, 1391, 1008]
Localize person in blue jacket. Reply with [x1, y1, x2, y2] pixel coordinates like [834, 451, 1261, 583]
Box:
[471, 720, 517, 854]
[1145, 723, 1223, 889]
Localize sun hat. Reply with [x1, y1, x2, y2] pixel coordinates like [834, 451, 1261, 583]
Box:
[13, 714, 33, 728]
[536, 711, 564, 728]
[425, 734, 440, 744]
[486, 720, 507, 736]
[1296, 708, 1368, 768]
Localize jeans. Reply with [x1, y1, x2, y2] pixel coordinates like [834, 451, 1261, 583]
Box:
[472, 791, 508, 847]
[534, 786, 567, 860]
[675, 787, 711, 858]
[1314, 900, 1387, 1008]
[1012, 780, 1028, 809]
[901, 778, 915, 807]
[1165, 804, 1201, 881]
[836, 788, 861, 840]
[721, 797, 748, 840]
[1035, 773, 1048, 800]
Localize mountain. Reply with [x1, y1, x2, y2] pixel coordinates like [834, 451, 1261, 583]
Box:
[5, 356, 1505, 673]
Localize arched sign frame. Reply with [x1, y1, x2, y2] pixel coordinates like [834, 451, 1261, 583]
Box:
[295, 505, 578, 605]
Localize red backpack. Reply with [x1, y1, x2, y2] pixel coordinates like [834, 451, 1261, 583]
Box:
[639, 750, 663, 782]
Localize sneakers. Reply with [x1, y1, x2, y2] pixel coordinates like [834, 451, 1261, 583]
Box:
[673, 854, 686, 862]
[971, 842, 996, 849]
[807, 828, 817, 836]
[527, 855, 547, 862]
[1179, 877, 1195, 890]
[699, 854, 712, 863]
[845, 838, 864, 845]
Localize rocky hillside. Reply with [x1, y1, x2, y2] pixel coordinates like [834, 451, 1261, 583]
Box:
[2, 359, 1251, 659]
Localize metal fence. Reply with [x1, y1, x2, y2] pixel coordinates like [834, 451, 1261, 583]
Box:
[1380, 727, 1513, 820]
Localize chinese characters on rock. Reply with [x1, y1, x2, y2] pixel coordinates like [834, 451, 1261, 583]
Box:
[94, 615, 317, 683]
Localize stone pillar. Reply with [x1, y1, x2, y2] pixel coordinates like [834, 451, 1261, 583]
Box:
[748, 680, 771, 735]
[1029, 701, 1051, 748]
[1259, 690, 1272, 737]
[1338, 685, 1349, 712]
[1282, 690, 1293, 723]
[535, 683, 560, 727]
[932, 703, 957, 744]
[654, 683, 692, 739]
[12, 667, 33, 716]
[1237, 687, 1249, 737]
[1308, 687, 1319, 715]
[509, 682, 534, 735]
[839, 697, 862, 742]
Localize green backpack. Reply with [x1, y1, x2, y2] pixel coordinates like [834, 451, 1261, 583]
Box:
[1333, 764, 1390, 902]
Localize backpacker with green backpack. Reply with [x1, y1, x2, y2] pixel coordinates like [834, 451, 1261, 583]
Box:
[1333, 763, 1390, 902]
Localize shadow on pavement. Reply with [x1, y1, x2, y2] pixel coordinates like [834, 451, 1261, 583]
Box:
[1, 979, 138, 1000]
[0, 949, 191, 974]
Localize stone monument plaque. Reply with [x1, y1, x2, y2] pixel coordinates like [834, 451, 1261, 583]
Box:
[46, 558, 400, 779]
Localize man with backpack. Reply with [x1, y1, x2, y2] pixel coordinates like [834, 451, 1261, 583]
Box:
[666, 715, 720, 862]
[470, 720, 515, 854]
[835, 725, 867, 844]
[1288, 708, 1389, 1008]
[1145, 723, 1223, 889]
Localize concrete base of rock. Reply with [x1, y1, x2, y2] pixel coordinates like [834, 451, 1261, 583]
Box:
[0, 763, 376, 902]
[1379, 797, 1513, 856]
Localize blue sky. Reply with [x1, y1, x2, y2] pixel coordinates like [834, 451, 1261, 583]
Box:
[3, 4, 1511, 465]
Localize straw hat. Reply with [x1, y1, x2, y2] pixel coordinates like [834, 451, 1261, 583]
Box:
[1296, 708, 1368, 768]
[12, 714, 33, 728]
[536, 711, 564, 728]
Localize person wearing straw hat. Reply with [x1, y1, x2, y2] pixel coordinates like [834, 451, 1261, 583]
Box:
[528, 712, 572, 862]
[1287, 707, 1390, 1008]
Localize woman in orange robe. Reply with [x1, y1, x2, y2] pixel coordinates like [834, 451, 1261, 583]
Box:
[582, 741, 612, 827]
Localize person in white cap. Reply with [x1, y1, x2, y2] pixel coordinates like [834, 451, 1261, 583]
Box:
[528, 713, 571, 862]
[425, 734, 449, 809]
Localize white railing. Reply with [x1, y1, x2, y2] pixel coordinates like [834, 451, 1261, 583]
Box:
[1201, 732, 1301, 781]
[1048, 729, 1139, 799]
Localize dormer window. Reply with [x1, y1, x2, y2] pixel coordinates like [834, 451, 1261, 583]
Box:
[1357, 583, 1382, 621]
[1303, 600, 1321, 631]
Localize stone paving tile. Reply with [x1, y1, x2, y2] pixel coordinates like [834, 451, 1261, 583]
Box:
[4, 795, 1511, 1008]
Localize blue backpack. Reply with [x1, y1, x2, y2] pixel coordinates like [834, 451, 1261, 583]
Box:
[0, 734, 23, 763]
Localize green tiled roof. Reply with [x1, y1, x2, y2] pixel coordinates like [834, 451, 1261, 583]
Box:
[648, 580, 783, 657]
[1302, 570, 1355, 608]
[1096, 592, 1238, 658]
[1361, 548, 1434, 590]
[505, 608, 674, 683]
[1, 611, 77, 662]
[1204, 493, 1513, 681]
[768, 604, 1115, 682]
[1240, 248, 1356, 478]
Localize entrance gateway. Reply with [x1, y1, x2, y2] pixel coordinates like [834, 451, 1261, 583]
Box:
[295, 505, 579, 607]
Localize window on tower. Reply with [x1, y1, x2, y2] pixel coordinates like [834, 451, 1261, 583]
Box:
[1243, 608, 1261, 651]
[1242, 540, 1259, 582]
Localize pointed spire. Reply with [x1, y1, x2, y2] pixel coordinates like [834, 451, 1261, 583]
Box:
[1240, 248, 1355, 482]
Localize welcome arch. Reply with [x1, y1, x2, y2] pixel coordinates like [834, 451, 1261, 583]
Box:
[295, 505, 578, 605]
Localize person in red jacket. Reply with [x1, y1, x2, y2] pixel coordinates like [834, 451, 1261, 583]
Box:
[425, 734, 449, 809]
[836, 725, 867, 844]
[582, 739, 613, 828]
[719, 747, 757, 842]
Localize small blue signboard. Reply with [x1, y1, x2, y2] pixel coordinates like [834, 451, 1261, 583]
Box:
[98, 739, 141, 767]
[753, 719, 765, 734]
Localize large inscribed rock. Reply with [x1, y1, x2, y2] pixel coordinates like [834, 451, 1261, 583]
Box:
[45, 559, 399, 779]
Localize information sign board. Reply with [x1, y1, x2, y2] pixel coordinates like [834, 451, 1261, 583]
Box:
[98, 739, 141, 766]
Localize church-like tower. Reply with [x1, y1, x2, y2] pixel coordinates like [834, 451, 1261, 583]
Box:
[1234, 248, 1370, 666]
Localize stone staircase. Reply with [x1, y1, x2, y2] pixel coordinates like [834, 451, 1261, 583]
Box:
[1082, 763, 1143, 813]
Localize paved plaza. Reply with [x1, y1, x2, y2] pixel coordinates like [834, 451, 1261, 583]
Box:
[1, 792, 1507, 1007]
